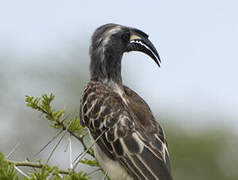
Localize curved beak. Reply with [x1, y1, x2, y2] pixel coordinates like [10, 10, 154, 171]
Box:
[125, 28, 161, 67]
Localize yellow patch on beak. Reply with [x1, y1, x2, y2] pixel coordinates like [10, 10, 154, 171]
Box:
[130, 34, 142, 41]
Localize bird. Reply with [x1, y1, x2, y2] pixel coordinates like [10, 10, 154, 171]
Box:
[79, 23, 173, 180]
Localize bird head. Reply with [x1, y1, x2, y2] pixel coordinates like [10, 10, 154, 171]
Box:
[90, 23, 160, 83]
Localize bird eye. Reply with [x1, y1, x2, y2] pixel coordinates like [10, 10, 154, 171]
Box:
[121, 32, 130, 42]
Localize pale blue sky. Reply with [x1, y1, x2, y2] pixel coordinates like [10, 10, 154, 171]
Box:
[0, 0, 238, 129]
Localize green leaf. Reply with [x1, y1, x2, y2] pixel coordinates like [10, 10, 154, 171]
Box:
[64, 171, 90, 180]
[0, 152, 18, 180]
[79, 159, 99, 167]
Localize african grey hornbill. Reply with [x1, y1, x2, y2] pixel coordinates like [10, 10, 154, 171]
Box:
[80, 24, 173, 180]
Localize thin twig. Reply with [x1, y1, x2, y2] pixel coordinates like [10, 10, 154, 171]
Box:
[47, 168, 57, 180]
[72, 132, 91, 164]
[102, 171, 108, 180]
[88, 168, 102, 176]
[45, 119, 73, 164]
[26, 157, 37, 172]
[14, 166, 30, 178]
[36, 102, 94, 159]
[7, 160, 70, 175]
[34, 129, 64, 158]
[7, 143, 20, 159]
[70, 131, 91, 154]
[38, 104, 94, 159]
[68, 134, 73, 169]
[73, 129, 106, 171]
[45, 129, 68, 164]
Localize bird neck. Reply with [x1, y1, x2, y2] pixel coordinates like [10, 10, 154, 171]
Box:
[90, 52, 123, 84]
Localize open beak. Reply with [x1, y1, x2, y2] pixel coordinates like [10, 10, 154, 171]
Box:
[125, 29, 161, 67]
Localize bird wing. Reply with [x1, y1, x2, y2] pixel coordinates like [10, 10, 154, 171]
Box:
[80, 81, 173, 180]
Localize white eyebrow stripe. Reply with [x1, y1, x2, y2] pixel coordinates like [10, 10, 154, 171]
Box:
[105, 26, 122, 36]
[99, 26, 122, 62]
[102, 26, 122, 46]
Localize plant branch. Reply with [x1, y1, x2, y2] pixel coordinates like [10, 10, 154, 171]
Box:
[7, 160, 71, 175]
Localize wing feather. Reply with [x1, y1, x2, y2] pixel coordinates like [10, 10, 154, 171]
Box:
[119, 158, 145, 180]
[80, 81, 173, 180]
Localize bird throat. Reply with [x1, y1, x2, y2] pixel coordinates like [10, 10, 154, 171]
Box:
[90, 51, 123, 84]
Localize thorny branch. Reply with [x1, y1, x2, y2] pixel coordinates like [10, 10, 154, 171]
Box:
[7, 160, 71, 175]
[25, 94, 95, 158]
[2, 94, 101, 179]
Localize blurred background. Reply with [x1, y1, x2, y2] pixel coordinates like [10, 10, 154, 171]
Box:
[0, 0, 238, 179]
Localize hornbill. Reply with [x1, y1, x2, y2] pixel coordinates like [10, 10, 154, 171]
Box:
[80, 24, 173, 180]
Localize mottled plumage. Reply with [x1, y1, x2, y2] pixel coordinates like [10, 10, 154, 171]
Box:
[80, 24, 173, 180]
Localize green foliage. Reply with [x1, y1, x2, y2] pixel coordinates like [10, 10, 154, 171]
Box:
[25, 94, 55, 117]
[27, 166, 90, 180]
[6, 93, 99, 179]
[0, 152, 18, 180]
[79, 159, 99, 167]
[25, 94, 65, 128]
[63, 172, 90, 180]
[66, 116, 85, 133]
[28, 165, 60, 180]
[88, 148, 94, 157]
[0, 151, 94, 180]
[25, 94, 84, 134]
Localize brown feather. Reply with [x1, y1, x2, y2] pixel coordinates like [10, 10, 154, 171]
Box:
[80, 80, 173, 180]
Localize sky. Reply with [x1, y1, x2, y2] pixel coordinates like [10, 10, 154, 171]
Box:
[0, 0, 238, 130]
